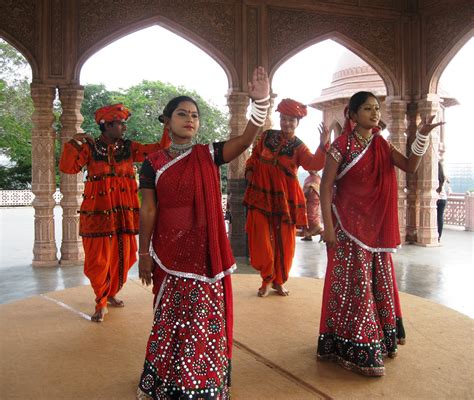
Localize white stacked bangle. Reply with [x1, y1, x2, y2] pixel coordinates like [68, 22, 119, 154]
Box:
[250, 95, 270, 127]
[411, 130, 429, 156]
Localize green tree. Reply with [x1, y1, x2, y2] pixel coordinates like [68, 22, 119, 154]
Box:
[0, 39, 33, 189]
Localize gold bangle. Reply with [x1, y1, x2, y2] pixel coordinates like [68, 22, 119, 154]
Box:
[138, 252, 150, 256]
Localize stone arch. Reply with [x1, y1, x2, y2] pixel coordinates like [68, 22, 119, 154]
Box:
[269, 32, 394, 96]
[428, 29, 473, 94]
[73, 16, 237, 90]
[0, 31, 38, 79]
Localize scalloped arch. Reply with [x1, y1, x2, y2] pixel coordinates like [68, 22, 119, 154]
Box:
[428, 29, 473, 94]
[74, 16, 237, 90]
[0, 30, 38, 79]
[269, 32, 395, 96]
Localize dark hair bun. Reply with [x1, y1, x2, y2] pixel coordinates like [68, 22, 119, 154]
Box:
[158, 114, 165, 123]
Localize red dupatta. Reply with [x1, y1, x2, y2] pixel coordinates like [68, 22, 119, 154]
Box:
[332, 134, 400, 252]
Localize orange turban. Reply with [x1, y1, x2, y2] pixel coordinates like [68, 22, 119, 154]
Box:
[276, 98, 307, 119]
[94, 104, 131, 124]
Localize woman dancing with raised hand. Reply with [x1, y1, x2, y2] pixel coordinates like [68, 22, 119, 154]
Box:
[317, 91, 443, 376]
[136, 67, 270, 399]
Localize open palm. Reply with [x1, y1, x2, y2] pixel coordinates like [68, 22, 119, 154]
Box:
[248, 66, 270, 101]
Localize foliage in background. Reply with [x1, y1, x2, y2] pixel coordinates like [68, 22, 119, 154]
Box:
[0, 40, 230, 191]
[0, 40, 33, 189]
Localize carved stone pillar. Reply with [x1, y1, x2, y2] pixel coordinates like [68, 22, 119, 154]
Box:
[385, 97, 407, 243]
[31, 84, 58, 266]
[226, 91, 250, 257]
[58, 85, 85, 265]
[414, 95, 441, 246]
[405, 103, 418, 242]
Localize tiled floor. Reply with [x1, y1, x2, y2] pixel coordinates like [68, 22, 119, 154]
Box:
[1, 207, 473, 317]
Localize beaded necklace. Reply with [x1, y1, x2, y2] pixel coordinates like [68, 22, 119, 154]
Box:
[93, 136, 124, 157]
[353, 129, 373, 148]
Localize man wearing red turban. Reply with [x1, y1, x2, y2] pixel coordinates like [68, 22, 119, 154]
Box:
[244, 98, 330, 297]
[59, 103, 170, 322]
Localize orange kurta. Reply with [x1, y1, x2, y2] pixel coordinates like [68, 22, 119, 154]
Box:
[59, 135, 163, 310]
[243, 129, 326, 285]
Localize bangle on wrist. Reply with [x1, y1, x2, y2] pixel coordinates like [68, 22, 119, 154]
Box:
[138, 251, 150, 256]
[249, 100, 270, 127]
[253, 94, 270, 104]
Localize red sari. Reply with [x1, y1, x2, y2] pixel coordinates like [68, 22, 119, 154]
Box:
[317, 132, 405, 376]
[138, 144, 234, 400]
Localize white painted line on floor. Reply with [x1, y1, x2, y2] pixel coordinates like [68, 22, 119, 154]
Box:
[40, 294, 92, 321]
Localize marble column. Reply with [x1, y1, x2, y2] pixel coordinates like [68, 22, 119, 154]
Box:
[385, 97, 408, 243]
[414, 95, 441, 246]
[31, 84, 58, 266]
[226, 91, 250, 257]
[58, 85, 85, 265]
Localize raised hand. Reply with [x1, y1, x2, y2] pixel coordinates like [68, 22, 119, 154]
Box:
[418, 115, 444, 137]
[248, 66, 270, 102]
[318, 122, 330, 146]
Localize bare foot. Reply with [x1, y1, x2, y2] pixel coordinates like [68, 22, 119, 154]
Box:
[257, 285, 271, 297]
[107, 296, 125, 307]
[272, 283, 289, 296]
[91, 307, 108, 322]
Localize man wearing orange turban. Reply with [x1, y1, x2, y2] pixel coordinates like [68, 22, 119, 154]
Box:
[244, 98, 330, 297]
[59, 103, 170, 322]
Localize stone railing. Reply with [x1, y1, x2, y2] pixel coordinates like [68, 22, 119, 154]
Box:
[0, 189, 227, 212]
[444, 193, 466, 227]
[0, 189, 62, 206]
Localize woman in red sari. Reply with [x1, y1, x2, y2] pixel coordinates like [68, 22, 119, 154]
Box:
[317, 91, 443, 376]
[136, 67, 269, 399]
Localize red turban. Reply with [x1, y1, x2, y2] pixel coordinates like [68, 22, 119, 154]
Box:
[276, 98, 307, 119]
[94, 104, 131, 124]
